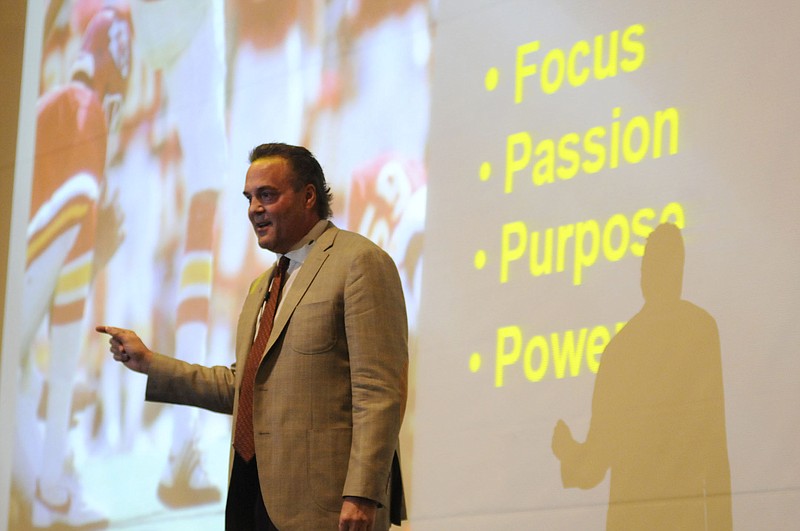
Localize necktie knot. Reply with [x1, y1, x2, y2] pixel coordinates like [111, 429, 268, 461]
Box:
[277, 255, 290, 278]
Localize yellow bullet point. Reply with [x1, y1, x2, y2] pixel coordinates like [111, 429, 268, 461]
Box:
[470, 352, 482, 373]
[485, 67, 499, 91]
[474, 250, 487, 270]
[479, 162, 492, 181]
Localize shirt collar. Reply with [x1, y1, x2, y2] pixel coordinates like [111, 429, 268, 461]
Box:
[276, 219, 328, 267]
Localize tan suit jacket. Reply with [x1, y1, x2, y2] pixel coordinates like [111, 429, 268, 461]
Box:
[146, 222, 408, 529]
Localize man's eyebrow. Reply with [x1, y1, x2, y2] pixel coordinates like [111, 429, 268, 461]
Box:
[243, 185, 277, 197]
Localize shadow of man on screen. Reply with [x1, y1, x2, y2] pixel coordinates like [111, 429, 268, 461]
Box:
[552, 223, 732, 530]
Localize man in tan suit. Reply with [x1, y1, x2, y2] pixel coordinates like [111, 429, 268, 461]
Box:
[97, 143, 407, 530]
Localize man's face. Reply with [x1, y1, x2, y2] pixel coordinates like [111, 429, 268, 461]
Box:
[244, 156, 318, 253]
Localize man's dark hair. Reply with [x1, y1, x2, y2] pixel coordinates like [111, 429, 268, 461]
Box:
[249, 143, 333, 219]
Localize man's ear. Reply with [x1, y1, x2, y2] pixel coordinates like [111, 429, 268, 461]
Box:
[304, 184, 317, 210]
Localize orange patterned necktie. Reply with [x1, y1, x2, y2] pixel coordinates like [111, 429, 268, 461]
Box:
[233, 256, 290, 462]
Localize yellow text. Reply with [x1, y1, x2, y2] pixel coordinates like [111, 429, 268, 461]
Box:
[495, 321, 627, 387]
[500, 201, 685, 285]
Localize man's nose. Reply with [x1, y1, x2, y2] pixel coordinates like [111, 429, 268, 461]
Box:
[249, 198, 264, 216]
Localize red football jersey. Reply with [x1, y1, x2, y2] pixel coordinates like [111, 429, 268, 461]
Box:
[28, 82, 107, 267]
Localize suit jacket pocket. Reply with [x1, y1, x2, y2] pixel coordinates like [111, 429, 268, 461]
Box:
[308, 427, 351, 512]
[289, 300, 338, 354]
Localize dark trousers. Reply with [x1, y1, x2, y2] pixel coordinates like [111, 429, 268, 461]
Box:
[226, 453, 278, 531]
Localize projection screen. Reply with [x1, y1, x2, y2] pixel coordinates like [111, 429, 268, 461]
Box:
[2, 1, 798, 529]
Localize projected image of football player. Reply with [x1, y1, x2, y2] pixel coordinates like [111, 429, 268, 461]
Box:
[347, 156, 426, 329]
[304, 0, 431, 327]
[128, 0, 226, 508]
[219, 0, 319, 287]
[16, 6, 132, 528]
[551, 224, 732, 530]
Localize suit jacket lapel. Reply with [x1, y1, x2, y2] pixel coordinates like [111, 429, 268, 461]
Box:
[235, 267, 273, 383]
[265, 223, 338, 353]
